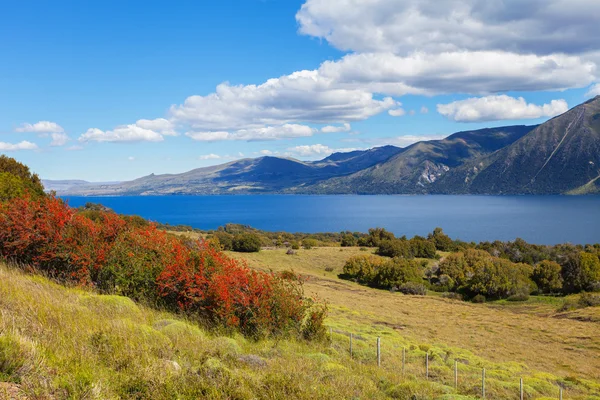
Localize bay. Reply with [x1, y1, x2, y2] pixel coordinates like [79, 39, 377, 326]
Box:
[61, 195, 600, 245]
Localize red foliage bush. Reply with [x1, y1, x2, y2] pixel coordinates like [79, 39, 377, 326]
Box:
[0, 195, 326, 339]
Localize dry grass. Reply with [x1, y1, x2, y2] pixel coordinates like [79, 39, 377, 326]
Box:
[228, 247, 600, 383]
[1, 249, 599, 399]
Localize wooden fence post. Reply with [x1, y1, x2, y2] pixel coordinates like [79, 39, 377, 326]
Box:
[520, 378, 523, 400]
[402, 347, 406, 376]
[376, 337, 381, 367]
[454, 360, 458, 389]
[559, 388, 563, 400]
[349, 333, 353, 358]
[482, 368, 486, 399]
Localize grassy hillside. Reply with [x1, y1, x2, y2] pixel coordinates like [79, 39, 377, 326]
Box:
[1, 243, 599, 399]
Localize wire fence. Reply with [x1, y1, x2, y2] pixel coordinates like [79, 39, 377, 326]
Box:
[328, 327, 569, 399]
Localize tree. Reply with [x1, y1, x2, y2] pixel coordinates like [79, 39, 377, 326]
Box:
[532, 260, 563, 294]
[562, 252, 600, 293]
[341, 234, 357, 247]
[302, 238, 318, 249]
[232, 233, 262, 253]
[409, 237, 437, 259]
[365, 227, 395, 247]
[0, 155, 45, 200]
[428, 227, 454, 251]
[377, 239, 411, 258]
[213, 231, 234, 251]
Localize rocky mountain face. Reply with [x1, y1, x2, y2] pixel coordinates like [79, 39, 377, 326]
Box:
[434, 96, 600, 194]
[52, 97, 600, 196]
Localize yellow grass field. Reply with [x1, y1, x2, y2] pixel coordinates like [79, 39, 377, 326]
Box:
[228, 247, 600, 383]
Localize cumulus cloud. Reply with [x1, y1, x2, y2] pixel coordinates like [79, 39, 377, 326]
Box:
[389, 108, 406, 117]
[169, 71, 398, 131]
[135, 118, 178, 136]
[186, 124, 317, 142]
[16, 121, 64, 133]
[586, 83, 600, 97]
[321, 123, 351, 133]
[0, 141, 39, 151]
[319, 51, 595, 95]
[437, 95, 569, 122]
[286, 144, 361, 158]
[50, 132, 69, 146]
[198, 154, 221, 160]
[297, 0, 600, 56]
[79, 125, 164, 143]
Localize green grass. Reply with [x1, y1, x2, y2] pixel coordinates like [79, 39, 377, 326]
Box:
[1, 250, 600, 399]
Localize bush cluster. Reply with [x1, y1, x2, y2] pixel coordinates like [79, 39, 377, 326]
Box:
[0, 194, 326, 339]
[342, 254, 426, 290]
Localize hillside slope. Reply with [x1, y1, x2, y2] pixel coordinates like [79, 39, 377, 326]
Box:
[434, 96, 600, 194]
[2, 259, 599, 399]
[295, 126, 534, 194]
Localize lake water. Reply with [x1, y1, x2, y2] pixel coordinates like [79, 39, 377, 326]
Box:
[62, 195, 600, 245]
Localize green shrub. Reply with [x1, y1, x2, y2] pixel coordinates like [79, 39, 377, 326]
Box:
[472, 294, 486, 303]
[342, 254, 384, 284]
[340, 234, 357, 247]
[371, 258, 424, 289]
[578, 292, 600, 308]
[302, 238, 318, 250]
[398, 282, 427, 295]
[532, 260, 563, 294]
[213, 231, 234, 251]
[441, 292, 463, 300]
[377, 239, 411, 258]
[232, 233, 262, 252]
[409, 236, 437, 259]
[507, 293, 530, 302]
[291, 241, 300, 250]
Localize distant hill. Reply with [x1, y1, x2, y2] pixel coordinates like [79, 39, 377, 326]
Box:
[53, 97, 600, 196]
[296, 125, 534, 194]
[434, 96, 600, 194]
[42, 179, 120, 193]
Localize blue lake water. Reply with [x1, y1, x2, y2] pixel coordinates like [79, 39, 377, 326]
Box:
[62, 195, 600, 245]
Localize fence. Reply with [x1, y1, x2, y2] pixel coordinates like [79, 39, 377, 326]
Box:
[328, 328, 568, 399]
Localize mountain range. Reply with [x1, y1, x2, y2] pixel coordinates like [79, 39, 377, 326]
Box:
[47, 96, 600, 196]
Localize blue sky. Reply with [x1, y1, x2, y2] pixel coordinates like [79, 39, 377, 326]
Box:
[1, 0, 599, 181]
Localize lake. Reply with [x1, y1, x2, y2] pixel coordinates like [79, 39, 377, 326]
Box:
[61, 195, 600, 245]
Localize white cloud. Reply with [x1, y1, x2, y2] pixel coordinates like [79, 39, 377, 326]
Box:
[388, 108, 406, 117]
[321, 123, 351, 133]
[66, 145, 84, 151]
[586, 83, 600, 97]
[186, 124, 318, 142]
[79, 125, 165, 143]
[286, 144, 361, 158]
[16, 121, 64, 133]
[0, 141, 39, 151]
[169, 70, 398, 132]
[259, 150, 275, 156]
[420, 106, 429, 114]
[358, 134, 448, 148]
[198, 154, 221, 160]
[319, 51, 596, 95]
[297, 0, 600, 56]
[437, 95, 569, 122]
[135, 118, 177, 136]
[50, 132, 69, 146]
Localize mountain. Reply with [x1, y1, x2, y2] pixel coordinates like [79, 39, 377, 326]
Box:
[294, 125, 535, 194]
[42, 179, 120, 193]
[434, 96, 600, 194]
[60, 146, 403, 195]
[54, 97, 600, 196]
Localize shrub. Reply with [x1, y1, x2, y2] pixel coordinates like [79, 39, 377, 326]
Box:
[291, 241, 300, 250]
[213, 231, 234, 251]
[428, 227, 454, 251]
[371, 258, 424, 289]
[340, 234, 357, 247]
[0, 195, 326, 340]
[342, 254, 384, 284]
[398, 282, 427, 295]
[377, 239, 411, 258]
[472, 294, 486, 303]
[302, 238, 318, 250]
[578, 292, 600, 308]
[507, 293, 530, 302]
[532, 260, 563, 294]
[232, 233, 262, 253]
[0, 155, 45, 200]
[408, 237, 437, 259]
[441, 292, 463, 301]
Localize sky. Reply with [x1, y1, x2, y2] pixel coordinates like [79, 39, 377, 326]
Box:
[1, 0, 599, 181]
